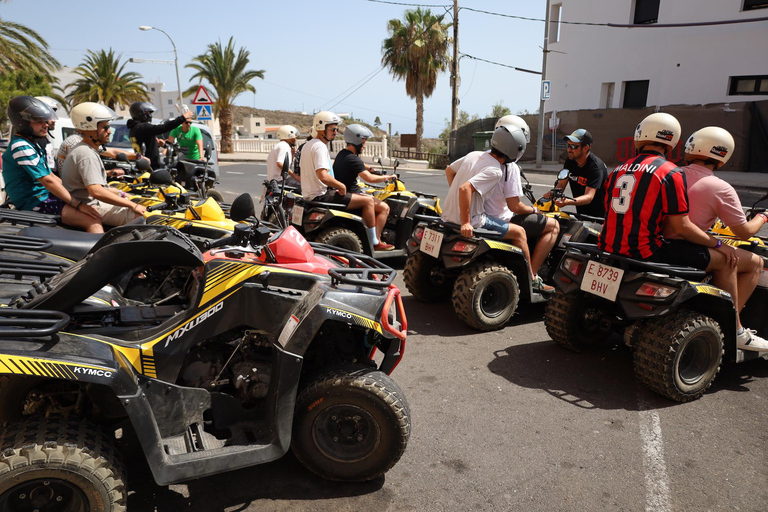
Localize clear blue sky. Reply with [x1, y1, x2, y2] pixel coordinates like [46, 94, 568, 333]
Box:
[3, 0, 547, 137]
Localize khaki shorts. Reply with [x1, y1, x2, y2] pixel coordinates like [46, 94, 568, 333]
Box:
[93, 201, 140, 226]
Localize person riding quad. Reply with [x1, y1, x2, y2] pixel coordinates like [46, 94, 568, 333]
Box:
[34, 96, 60, 170]
[61, 102, 146, 232]
[128, 101, 193, 169]
[544, 128, 608, 218]
[267, 124, 301, 188]
[300, 111, 394, 251]
[1, 95, 101, 231]
[599, 112, 767, 351]
[333, 124, 396, 247]
[664, 126, 768, 349]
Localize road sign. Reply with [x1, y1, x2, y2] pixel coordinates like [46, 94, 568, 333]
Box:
[196, 104, 212, 121]
[541, 80, 551, 101]
[192, 85, 214, 105]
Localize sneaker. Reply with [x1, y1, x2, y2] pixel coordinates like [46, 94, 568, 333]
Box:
[373, 242, 395, 251]
[532, 275, 555, 294]
[737, 328, 768, 351]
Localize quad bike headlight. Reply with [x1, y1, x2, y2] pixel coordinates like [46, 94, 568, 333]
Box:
[636, 282, 677, 298]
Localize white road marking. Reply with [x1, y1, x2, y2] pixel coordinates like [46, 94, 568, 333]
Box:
[226, 171, 244, 175]
[637, 392, 672, 512]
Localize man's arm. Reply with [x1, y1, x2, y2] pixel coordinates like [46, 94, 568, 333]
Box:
[729, 214, 768, 240]
[359, 170, 393, 184]
[445, 165, 456, 186]
[86, 184, 146, 214]
[317, 169, 346, 196]
[665, 214, 738, 267]
[505, 195, 537, 215]
[37, 174, 101, 219]
[557, 186, 597, 208]
[458, 181, 475, 238]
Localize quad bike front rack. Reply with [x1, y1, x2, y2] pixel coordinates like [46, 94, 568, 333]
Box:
[311, 243, 396, 288]
[0, 209, 59, 227]
[0, 308, 70, 338]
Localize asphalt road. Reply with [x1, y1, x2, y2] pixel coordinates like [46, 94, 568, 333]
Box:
[128, 162, 768, 511]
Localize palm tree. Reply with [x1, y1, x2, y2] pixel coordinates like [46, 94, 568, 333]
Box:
[185, 37, 265, 153]
[66, 49, 149, 110]
[0, 16, 60, 79]
[382, 8, 451, 152]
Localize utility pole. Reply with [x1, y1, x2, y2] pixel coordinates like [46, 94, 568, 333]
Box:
[449, 0, 460, 158]
[535, 0, 551, 169]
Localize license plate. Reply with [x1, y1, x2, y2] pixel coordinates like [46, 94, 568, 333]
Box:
[580, 260, 624, 302]
[419, 227, 443, 258]
[292, 205, 304, 226]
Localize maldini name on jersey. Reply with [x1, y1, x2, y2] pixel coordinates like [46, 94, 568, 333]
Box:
[598, 153, 688, 260]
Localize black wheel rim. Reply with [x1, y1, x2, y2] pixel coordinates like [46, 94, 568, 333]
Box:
[480, 281, 510, 318]
[1, 478, 88, 512]
[577, 306, 605, 345]
[428, 264, 446, 286]
[313, 404, 381, 463]
[678, 332, 717, 385]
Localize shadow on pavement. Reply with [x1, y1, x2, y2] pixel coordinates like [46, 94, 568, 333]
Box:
[708, 357, 768, 395]
[127, 449, 386, 511]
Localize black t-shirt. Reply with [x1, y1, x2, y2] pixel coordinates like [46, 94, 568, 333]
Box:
[563, 152, 608, 218]
[333, 149, 367, 193]
[127, 116, 185, 169]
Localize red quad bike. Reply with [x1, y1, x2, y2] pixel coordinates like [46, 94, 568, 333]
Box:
[0, 194, 409, 510]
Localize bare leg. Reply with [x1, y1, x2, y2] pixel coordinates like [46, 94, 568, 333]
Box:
[734, 248, 762, 313]
[373, 197, 390, 238]
[347, 194, 375, 228]
[503, 223, 533, 279]
[530, 217, 559, 276]
[61, 204, 104, 233]
[707, 249, 741, 328]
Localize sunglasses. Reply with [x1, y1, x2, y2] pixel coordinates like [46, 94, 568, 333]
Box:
[328, 127, 339, 132]
[183, 121, 193, 125]
[566, 143, 581, 150]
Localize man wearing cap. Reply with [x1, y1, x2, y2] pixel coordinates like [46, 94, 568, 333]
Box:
[546, 129, 607, 218]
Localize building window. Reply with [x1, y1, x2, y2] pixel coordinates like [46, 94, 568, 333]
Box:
[600, 82, 615, 109]
[729, 75, 768, 95]
[550, 3, 562, 43]
[633, 0, 660, 24]
[254, 122, 261, 126]
[743, 0, 768, 11]
[622, 80, 649, 108]
[151, 87, 156, 92]
[167, 99, 172, 105]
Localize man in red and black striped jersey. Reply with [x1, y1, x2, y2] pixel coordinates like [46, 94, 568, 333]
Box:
[598, 113, 766, 350]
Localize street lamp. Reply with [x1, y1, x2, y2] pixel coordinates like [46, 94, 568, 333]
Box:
[139, 25, 184, 114]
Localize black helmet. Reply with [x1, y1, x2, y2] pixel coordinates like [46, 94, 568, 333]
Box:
[7, 96, 56, 137]
[129, 101, 156, 122]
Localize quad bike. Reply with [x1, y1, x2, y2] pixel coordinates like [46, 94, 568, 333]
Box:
[544, 240, 767, 402]
[289, 159, 441, 259]
[403, 215, 545, 331]
[0, 197, 410, 509]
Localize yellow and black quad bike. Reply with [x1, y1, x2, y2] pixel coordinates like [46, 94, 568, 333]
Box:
[545, 240, 767, 403]
[527, 169, 603, 283]
[710, 191, 768, 338]
[0, 210, 409, 508]
[403, 214, 547, 331]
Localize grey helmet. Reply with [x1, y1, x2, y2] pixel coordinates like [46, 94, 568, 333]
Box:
[491, 125, 527, 163]
[7, 96, 56, 137]
[344, 124, 374, 146]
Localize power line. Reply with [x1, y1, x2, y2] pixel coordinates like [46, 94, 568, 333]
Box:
[329, 67, 387, 110]
[319, 66, 385, 110]
[460, 6, 608, 26]
[365, 0, 449, 7]
[460, 53, 541, 75]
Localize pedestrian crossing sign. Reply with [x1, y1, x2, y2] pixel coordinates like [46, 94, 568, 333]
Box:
[196, 104, 212, 120]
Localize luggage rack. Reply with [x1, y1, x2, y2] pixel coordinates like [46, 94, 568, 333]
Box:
[412, 213, 504, 240]
[0, 309, 70, 338]
[0, 209, 59, 227]
[310, 243, 395, 288]
[0, 255, 70, 280]
[0, 234, 53, 252]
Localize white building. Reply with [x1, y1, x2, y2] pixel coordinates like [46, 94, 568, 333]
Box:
[545, 0, 768, 113]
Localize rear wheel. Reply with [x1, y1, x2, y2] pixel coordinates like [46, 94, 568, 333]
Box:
[0, 415, 126, 512]
[544, 290, 610, 352]
[452, 262, 519, 331]
[292, 364, 410, 481]
[403, 251, 452, 302]
[206, 189, 224, 203]
[316, 228, 364, 253]
[633, 310, 723, 402]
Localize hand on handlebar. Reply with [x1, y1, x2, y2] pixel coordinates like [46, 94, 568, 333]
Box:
[132, 203, 147, 215]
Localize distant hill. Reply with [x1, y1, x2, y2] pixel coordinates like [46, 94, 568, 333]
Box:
[231, 106, 386, 138]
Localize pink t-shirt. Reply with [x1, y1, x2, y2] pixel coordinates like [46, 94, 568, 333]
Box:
[668, 164, 746, 238]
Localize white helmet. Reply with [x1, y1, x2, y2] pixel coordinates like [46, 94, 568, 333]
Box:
[71, 102, 119, 131]
[634, 112, 681, 149]
[313, 110, 341, 132]
[684, 126, 735, 167]
[35, 96, 60, 116]
[494, 115, 530, 143]
[491, 125, 527, 163]
[277, 125, 299, 141]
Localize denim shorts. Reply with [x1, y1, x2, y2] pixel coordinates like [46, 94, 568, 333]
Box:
[481, 215, 509, 235]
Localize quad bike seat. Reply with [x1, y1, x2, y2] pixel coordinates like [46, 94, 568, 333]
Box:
[19, 226, 102, 261]
[565, 242, 708, 281]
[299, 199, 363, 217]
[413, 214, 504, 241]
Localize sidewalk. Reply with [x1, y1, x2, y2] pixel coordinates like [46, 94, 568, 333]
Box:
[520, 161, 768, 194]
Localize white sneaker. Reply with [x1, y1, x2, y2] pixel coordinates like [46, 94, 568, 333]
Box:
[737, 328, 768, 351]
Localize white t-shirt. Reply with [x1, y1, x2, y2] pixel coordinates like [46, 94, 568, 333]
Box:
[441, 151, 503, 228]
[266, 140, 292, 182]
[300, 138, 333, 199]
[487, 162, 525, 222]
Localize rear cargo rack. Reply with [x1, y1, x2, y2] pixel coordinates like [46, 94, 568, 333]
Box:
[0, 255, 70, 280]
[412, 214, 503, 239]
[0, 309, 70, 338]
[0, 234, 53, 252]
[0, 209, 59, 227]
[310, 243, 396, 288]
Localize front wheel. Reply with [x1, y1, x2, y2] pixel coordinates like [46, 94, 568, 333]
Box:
[452, 262, 520, 331]
[633, 310, 723, 402]
[0, 415, 127, 512]
[292, 365, 410, 481]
